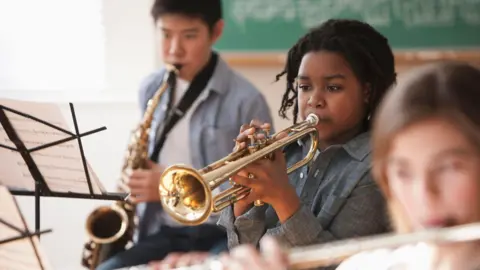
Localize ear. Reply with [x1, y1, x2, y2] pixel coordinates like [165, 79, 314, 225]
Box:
[363, 83, 372, 104]
[211, 19, 224, 43]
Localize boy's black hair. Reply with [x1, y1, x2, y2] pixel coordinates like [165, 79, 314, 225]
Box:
[151, 0, 222, 31]
[276, 19, 397, 127]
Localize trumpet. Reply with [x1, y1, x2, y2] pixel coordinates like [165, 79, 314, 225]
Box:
[115, 222, 480, 270]
[157, 113, 320, 226]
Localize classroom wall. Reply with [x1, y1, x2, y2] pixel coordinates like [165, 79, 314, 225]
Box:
[2, 1, 479, 270]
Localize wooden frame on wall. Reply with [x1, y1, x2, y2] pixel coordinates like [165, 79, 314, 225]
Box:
[222, 49, 480, 67]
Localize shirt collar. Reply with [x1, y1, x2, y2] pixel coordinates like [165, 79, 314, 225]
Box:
[203, 52, 231, 96]
[297, 131, 371, 161]
[341, 131, 371, 161]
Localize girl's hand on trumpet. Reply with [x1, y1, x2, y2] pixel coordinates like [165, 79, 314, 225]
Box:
[232, 120, 301, 222]
[231, 120, 265, 217]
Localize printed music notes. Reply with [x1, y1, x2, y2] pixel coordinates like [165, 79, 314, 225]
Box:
[0, 98, 105, 195]
[0, 185, 52, 270]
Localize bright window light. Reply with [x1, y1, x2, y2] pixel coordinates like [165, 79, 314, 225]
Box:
[0, 0, 105, 92]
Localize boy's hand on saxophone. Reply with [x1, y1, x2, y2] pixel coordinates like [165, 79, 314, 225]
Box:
[126, 159, 166, 203]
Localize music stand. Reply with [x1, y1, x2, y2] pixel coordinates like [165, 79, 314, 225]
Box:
[0, 99, 127, 233]
[0, 185, 53, 270]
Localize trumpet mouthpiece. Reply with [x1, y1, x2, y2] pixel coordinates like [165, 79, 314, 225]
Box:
[307, 114, 319, 125]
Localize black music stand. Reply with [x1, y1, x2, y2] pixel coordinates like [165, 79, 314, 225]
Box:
[0, 219, 51, 245]
[0, 101, 127, 233]
[0, 186, 53, 270]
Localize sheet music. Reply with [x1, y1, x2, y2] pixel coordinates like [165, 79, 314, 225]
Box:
[0, 185, 52, 270]
[0, 98, 105, 194]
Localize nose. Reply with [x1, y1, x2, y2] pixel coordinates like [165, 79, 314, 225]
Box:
[168, 36, 183, 57]
[307, 89, 326, 108]
[415, 174, 440, 214]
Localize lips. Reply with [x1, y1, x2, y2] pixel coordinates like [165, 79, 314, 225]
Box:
[305, 112, 330, 122]
[166, 60, 184, 67]
[421, 218, 457, 229]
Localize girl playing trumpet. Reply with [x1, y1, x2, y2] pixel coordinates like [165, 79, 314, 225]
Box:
[219, 61, 480, 270]
[218, 18, 397, 252]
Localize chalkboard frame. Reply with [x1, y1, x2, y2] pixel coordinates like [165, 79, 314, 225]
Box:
[220, 49, 480, 67]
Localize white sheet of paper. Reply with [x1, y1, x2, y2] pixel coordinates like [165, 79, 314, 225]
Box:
[0, 98, 105, 194]
[0, 185, 53, 270]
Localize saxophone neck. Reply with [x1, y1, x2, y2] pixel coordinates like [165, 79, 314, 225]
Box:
[141, 65, 180, 127]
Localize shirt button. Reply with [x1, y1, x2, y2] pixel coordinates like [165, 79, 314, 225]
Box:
[300, 172, 304, 178]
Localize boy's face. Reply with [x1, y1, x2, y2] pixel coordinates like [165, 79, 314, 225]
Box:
[155, 14, 223, 81]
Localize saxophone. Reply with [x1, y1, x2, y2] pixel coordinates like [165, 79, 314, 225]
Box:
[81, 65, 179, 270]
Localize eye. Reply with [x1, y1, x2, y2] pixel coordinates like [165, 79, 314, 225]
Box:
[185, 34, 198, 39]
[162, 32, 171, 39]
[396, 168, 412, 181]
[436, 160, 463, 174]
[297, 84, 312, 91]
[326, 85, 342, 92]
[387, 165, 412, 182]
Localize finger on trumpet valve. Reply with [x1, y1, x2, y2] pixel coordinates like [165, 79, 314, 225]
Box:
[254, 200, 264, 207]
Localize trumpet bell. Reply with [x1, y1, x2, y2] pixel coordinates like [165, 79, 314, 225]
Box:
[159, 165, 213, 225]
[158, 114, 320, 226]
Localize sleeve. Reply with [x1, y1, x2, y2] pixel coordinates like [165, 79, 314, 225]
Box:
[217, 203, 268, 249]
[267, 173, 388, 247]
[240, 91, 275, 132]
[219, 172, 389, 249]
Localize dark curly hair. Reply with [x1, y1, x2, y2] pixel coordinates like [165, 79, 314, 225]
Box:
[276, 19, 397, 128]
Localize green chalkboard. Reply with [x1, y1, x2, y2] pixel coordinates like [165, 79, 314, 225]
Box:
[215, 0, 480, 52]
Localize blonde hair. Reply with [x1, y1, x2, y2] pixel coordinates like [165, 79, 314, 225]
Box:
[371, 61, 480, 233]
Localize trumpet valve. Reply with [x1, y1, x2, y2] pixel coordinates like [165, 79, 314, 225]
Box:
[247, 134, 255, 145]
[262, 127, 271, 138]
[247, 135, 258, 154]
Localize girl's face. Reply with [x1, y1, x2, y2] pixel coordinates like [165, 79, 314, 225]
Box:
[386, 117, 480, 231]
[297, 51, 370, 148]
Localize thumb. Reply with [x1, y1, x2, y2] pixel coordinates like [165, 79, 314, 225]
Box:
[145, 159, 156, 169]
[146, 159, 165, 172]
